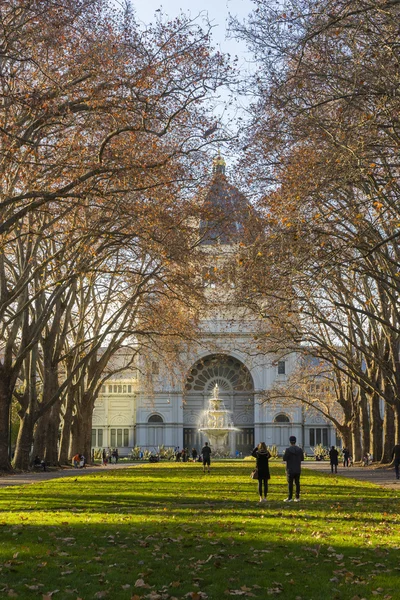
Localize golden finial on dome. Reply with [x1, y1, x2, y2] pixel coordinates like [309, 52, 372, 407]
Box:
[213, 153, 226, 175]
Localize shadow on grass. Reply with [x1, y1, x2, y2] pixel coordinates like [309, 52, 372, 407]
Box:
[0, 463, 399, 600]
[0, 520, 398, 600]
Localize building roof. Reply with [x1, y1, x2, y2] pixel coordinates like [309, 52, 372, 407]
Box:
[199, 155, 252, 245]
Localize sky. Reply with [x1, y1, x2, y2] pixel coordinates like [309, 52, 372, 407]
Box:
[132, 0, 255, 69]
[130, 0, 256, 153]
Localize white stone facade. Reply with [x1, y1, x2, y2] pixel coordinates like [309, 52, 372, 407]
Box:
[92, 334, 337, 457]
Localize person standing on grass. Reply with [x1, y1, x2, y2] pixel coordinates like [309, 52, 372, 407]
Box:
[391, 442, 400, 480]
[251, 442, 271, 502]
[342, 447, 350, 467]
[201, 441, 212, 473]
[283, 436, 304, 503]
[329, 446, 339, 474]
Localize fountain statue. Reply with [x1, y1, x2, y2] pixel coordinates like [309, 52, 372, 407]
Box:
[198, 384, 239, 456]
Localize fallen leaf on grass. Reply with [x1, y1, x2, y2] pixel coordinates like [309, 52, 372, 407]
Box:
[267, 583, 283, 596]
[25, 585, 43, 591]
[134, 579, 151, 589]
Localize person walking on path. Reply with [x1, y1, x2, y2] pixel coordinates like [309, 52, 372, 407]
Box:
[329, 446, 339, 474]
[342, 448, 350, 467]
[251, 442, 271, 502]
[391, 442, 400, 480]
[201, 441, 212, 473]
[283, 436, 304, 502]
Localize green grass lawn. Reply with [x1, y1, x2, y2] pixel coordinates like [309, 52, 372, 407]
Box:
[0, 461, 399, 600]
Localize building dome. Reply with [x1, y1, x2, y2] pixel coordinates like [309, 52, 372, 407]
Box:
[200, 155, 252, 245]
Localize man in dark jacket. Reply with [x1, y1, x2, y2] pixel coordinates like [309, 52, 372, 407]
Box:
[283, 436, 304, 502]
[329, 446, 339, 474]
[391, 443, 400, 480]
[201, 442, 212, 473]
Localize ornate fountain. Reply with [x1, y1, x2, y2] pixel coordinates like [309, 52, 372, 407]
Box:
[198, 384, 239, 456]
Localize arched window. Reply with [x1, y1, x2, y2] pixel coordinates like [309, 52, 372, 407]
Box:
[185, 354, 254, 392]
[274, 413, 290, 423]
[148, 414, 164, 423]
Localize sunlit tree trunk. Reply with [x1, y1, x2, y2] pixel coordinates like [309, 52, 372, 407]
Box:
[351, 412, 362, 462]
[369, 393, 383, 463]
[359, 389, 370, 457]
[59, 387, 76, 465]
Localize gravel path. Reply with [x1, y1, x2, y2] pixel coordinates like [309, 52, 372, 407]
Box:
[0, 460, 399, 491]
[0, 462, 136, 488]
[302, 460, 400, 490]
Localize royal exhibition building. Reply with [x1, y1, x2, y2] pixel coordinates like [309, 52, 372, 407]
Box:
[91, 158, 338, 458]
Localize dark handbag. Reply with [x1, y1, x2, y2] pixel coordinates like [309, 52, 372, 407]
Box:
[251, 468, 258, 479]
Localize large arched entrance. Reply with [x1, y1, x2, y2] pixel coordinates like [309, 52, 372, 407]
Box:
[183, 354, 255, 454]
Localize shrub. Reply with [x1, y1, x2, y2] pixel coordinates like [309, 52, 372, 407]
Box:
[267, 444, 279, 458]
[130, 446, 142, 460]
[158, 445, 175, 460]
[311, 444, 329, 460]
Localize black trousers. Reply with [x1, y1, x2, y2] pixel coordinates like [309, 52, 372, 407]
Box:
[258, 478, 268, 497]
[287, 473, 300, 499]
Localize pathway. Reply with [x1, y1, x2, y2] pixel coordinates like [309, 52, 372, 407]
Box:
[303, 460, 400, 490]
[1, 461, 399, 491]
[0, 462, 136, 488]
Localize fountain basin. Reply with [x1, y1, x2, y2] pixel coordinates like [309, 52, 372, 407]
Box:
[198, 384, 240, 456]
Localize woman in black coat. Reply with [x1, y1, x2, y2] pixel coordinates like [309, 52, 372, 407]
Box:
[251, 442, 271, 502]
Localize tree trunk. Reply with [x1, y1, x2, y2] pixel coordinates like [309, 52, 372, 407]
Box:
[359, 390, 370, 456]
[13, 410, 36, 470]
[369, 393, 383, 462]
[394, 402, 400, 445]
[59, 388, 75, 465]
[32, 412, 49, 461]
[70, 394, 94, 465]
[351, 413, 362, 462]
[382, 403, 395, 463]
[44, 398, 63, 466]
[0, 375, 12, 471]
[338, 425, 352, 450]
